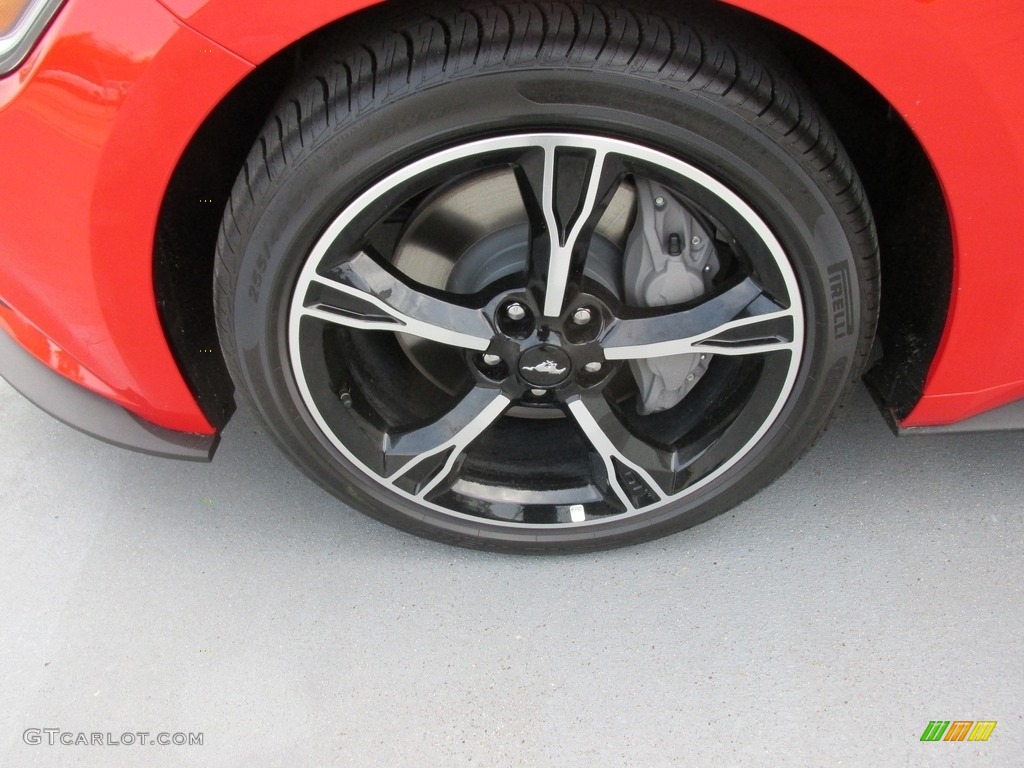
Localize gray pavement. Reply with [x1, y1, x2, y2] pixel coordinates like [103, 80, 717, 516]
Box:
[1, 376, 1021, 767]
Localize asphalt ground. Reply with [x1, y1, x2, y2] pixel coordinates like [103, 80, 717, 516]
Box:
[1, 376, 1021, 767]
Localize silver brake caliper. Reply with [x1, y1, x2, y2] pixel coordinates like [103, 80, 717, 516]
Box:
[622, 179, 720, 414]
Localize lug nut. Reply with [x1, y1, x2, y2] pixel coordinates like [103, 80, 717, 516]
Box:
[654, 195, 666, 208]
[572, 307, 593, 326]
[691, 235, 703, 247]
[482, 353, 501, 366]
[529, 388, 547, 397]
[583, 361, 602, 373]
[505, 302, 526, 321]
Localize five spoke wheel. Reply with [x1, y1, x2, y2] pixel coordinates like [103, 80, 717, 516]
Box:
[288, 135, 803, 525]
[216, 2, 876, 551]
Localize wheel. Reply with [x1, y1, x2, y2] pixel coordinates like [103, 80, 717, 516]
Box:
[214, 1, 878, 553]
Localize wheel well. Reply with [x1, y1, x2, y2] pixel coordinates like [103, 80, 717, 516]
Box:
[764, 19, 952, 422]
[154, 0, 951, 430]
[154, 43, 294, 429]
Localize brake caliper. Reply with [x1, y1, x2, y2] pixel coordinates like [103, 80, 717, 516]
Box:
[622, 179, 720, 414]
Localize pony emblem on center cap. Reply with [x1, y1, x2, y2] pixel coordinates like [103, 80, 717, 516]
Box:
[522, 360, 567, 376]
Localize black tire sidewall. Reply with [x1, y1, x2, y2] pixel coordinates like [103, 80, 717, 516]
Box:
[222, 69, 866, 551]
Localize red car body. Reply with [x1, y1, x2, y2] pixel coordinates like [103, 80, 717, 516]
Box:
[1, 0, 1022, 457]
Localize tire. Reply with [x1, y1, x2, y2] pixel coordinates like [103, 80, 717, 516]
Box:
[214, 0, 878, 553]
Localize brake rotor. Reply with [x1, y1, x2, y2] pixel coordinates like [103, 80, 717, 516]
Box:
[391, 168, 636, 397]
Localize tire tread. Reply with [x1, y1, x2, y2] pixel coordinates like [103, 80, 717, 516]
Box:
[214, 0, 880, 552]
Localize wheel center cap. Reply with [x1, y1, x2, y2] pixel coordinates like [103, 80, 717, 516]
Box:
[518, 345, 572, 387]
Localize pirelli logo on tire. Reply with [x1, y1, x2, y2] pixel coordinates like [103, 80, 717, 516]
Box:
[827, 261, 854, 340]
[920, 720, 997, 742]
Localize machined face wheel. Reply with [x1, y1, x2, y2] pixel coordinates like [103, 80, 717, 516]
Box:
[214, 2, 877, 552]
[288, 134, 804, 527]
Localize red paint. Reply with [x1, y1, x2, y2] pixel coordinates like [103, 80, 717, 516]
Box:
[0, 0, 252, 433]
[1, 0, 1022, 433]
[721, 0, 1024, 422]
[0, 303, 119, 400]
[157, 0, 383, 64]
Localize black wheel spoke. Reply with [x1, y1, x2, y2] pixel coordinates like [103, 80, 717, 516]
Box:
[383, 387, 511, 498]
[566, 394, 680, 511]
[602, 278, 798, 360]
[512, 141, 626, 317]
[285, 132, 811, 538]
[300, 251, 494, 350]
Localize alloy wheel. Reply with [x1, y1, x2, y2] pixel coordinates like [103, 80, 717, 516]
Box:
[287, 134, 805, 528]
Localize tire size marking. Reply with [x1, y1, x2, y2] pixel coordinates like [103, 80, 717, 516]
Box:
[248, 243, 272, 303]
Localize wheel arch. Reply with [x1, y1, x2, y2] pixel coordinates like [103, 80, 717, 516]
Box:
[154, 0, 952, 430]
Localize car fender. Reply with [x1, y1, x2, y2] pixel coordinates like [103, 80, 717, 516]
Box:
[163, 0, 1024, 425]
